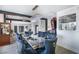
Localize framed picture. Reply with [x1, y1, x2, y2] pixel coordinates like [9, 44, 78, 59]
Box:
[59, 13, 76, 31]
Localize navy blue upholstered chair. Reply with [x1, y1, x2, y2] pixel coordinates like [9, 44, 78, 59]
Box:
[38, 31, 47, 38]
[15, 33, 23, 53]
[18, 34, 37, 54]
[25, 32, 30, 37]
[25, 31, 33, 37]
[41, 39, 55, 54]
[37, 31, 57, 54]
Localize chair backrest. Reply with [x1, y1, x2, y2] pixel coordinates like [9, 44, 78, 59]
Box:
[44, 40, 55, 54]
[38, 31, 47, 37]
[15, 33, 20, 42]
[25, 32, 29, 36]
[25, 31, 33, 37]
[15, 33, 23, 53]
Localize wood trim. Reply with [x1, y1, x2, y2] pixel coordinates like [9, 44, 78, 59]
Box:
[4, 13, 6, 23]
[51, 17, 57, 30]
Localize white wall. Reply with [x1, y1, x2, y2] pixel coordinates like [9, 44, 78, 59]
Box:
[57, 6, 79, 53]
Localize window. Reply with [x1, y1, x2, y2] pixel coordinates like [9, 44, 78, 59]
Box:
[35, 25, 38, 34]
[19, 26, 24, 32]
[14, 26, 17, 33]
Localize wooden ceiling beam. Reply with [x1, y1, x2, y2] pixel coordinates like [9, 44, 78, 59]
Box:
[6, 18, 31, 22]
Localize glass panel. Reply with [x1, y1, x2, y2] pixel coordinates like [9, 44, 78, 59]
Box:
[19, 26, 24, 32]
[14, 26, 17, 33]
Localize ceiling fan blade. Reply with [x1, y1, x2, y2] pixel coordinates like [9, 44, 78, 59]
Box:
[32, 5, 39, 10]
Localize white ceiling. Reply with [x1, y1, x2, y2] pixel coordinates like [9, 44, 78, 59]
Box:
[34, 5, 75, 16]
[0, 5, 34, 15]
[0, 5, 75, 16]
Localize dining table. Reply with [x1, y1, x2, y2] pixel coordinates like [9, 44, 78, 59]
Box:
[23, 35, 45, 49]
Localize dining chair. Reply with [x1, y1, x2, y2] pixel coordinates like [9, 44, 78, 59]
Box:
[15, 33, 23, 53]
[19, 34, 37, 54]
[40, 38, 57, 54]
